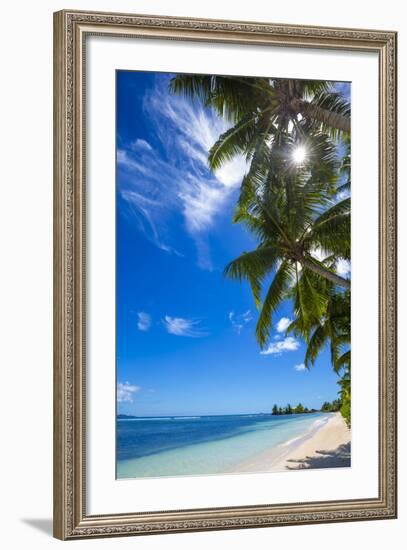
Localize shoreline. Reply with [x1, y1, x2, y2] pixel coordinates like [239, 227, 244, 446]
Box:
[228, 412, 351, 473]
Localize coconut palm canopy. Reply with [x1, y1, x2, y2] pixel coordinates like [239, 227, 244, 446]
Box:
[171, 73, 351, 423]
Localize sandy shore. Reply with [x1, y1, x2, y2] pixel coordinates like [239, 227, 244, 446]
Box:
[229, 413, 351, 473]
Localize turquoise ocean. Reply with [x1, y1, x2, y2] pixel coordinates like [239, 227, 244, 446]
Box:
[116, 412, 332, 479]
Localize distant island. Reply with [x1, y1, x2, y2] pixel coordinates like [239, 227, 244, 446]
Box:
[271, 399, 342, 416]
[118, 400, 343, 420]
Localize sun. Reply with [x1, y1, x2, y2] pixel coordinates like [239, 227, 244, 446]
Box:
[292, 146, 307, 164]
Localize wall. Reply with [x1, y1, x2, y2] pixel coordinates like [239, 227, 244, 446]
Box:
[0, 0, 405, 548]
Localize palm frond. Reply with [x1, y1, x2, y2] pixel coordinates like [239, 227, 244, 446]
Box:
[305, 324, 329, 367]
[304, 90, 351, 138]
[255, 260, 293, 347]
[170, 74, 266, 122]
[224, 246, 279, 307]
[208, 113, 259, 170]
[335, 349, 351, 372]
[312, 219, 350, 260]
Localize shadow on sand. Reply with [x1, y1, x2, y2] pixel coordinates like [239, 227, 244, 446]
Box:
[286, 442, 351, 470]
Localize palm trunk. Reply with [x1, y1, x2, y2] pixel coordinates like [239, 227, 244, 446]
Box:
[300, 255, 351, 289]
[291, 99, 350, 133]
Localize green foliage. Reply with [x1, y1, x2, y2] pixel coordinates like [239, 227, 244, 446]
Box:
[340, 399, 351, 426]
[301, 290, 350, 373]
[294, 403, 305, 414]
[271, 403, 314, 415]
[170, 74, 351, 426]
[332, 399, 342, 411]
[171, 75, 349, 137]
[255, 261, 294, 347]
[338, 365, 351, 426]
[224, 151, 350, 347]
[320, 398, 343, 414]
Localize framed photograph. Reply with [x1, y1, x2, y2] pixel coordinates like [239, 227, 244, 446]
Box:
[53, 9, 397, 540]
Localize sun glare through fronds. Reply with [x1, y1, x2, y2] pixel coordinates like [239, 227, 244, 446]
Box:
[292, 146, 307, 164]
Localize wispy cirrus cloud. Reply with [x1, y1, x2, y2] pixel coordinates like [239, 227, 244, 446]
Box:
[117, 149, 155, 178]
[117, 74, 247, 270]
[119, 187, 181, 255]
[228, 310, 253, 334]
[260, 336, 300, 356]
[137, 312, 152, 332]
[163, 315, 208, 337]
[131, 138, 153, 152]
[117, 382, 141, 403]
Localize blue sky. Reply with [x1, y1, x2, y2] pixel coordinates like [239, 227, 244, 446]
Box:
[116, 71, 349, 416]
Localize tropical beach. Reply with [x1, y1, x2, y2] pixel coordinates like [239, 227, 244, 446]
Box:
[116, 71, 351, 479]
[230, 412, 350, 474]
[116, 411, 350, 479]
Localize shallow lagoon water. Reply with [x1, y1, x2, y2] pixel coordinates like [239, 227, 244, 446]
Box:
[116, 412, 331, 479]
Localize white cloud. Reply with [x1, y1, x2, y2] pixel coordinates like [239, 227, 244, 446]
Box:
[120, 189, 182, 256]
[260, 336, 300, 355]
[163, 315, 208, 337]
[336, 258, 351, 277]
[131, 138, 153, 152]
[137, 312, 151, 331]
[117, 149, 155, 177]
[229, 310, 253, 334]
[178, 176, 225, 233]
[294, 363, 307, 372]
[276, 317, 292, 333]
[194, 236, 213, 271]
[117, 77, 248, 269]
[121, 188, 160, 208]
[145, 84, 247, 231]
[214, 155, 248, 188]
[117, 382, 140, 403]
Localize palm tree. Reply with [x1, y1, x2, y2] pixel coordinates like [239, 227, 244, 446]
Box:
[288, 278, 351, 424]
[294, 403, 305, 414]
[170, 75, 350, 174]
[338, 365, 351, 425]
[170, 74, 351, 424]
[224, 139, 350, 347]
[306, 291, 350, 373]
[287, 278, 351, 372]
[338, 366, 351, 402]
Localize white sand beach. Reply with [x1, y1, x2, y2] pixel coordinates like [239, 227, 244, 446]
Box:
[229, 413, 351, 473]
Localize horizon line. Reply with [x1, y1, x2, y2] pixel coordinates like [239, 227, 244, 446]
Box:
[116, 410, 325, 419]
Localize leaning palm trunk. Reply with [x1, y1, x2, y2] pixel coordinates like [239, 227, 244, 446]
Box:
[300, 255, 350, 289]
[290, 98, 350, 133]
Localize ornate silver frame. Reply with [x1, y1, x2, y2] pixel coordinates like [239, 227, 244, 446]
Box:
[53, 9, 397, 540]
